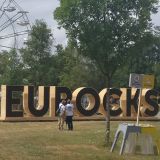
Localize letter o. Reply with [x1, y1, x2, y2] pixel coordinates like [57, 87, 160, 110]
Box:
[72, 87, 100, 116]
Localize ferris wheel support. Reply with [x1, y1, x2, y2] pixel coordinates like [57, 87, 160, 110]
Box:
[0, 0, 31, 52]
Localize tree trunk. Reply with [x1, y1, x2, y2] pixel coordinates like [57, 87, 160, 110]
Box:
[105, 76, 111, 146]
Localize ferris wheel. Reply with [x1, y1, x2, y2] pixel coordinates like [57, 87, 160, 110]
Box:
[0, 0, 31, 52]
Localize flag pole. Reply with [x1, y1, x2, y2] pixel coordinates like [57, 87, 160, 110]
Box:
[136, 88, 142, 125]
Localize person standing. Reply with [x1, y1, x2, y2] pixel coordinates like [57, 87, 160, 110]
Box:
[65, 99, 74, 130]
[58, 99, 66, 130]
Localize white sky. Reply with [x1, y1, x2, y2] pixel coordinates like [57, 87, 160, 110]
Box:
[16, 0, 67, 46]
[16, 0, 160, 45]
[1, 0, 160, 47]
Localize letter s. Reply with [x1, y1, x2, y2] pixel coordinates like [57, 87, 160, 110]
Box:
[144, 89, 159, 116]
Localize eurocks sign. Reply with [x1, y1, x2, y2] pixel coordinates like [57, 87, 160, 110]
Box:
[0, 85, 159, 121]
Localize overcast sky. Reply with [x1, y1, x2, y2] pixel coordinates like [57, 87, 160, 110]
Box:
[16, 0, 67, 46]
[16, 0, 160, 45]
[1, 0, 160, 47]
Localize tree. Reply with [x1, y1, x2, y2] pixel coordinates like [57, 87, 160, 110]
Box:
[54, 0, 158, 87]
[115, 28, 160, 88]
[20, 20, 54, 86]
[112, 32, 157, 87]
[54, 0, 159, 145]
[0, 49, 24, 85]
[56, 43, 107, 91]
[57, 45, 89, 90]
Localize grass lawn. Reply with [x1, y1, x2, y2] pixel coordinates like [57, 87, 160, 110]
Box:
[0, 121, 159, 160]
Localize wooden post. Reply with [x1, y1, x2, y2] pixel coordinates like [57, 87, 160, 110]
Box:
[105, 88, 110, 145]
[0, 85, 7, 120]
[136, 88, 142, 125]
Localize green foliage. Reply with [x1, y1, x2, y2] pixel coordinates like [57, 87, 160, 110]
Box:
[20, 20, 55, 86]
[113, 28, 160, 88]
[57, 46, 89, 90]
[1, 1, 160, 89]
[0, 49, 24, 85]
[56, 44, 107, 90]
[54, 0, 159, 87]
